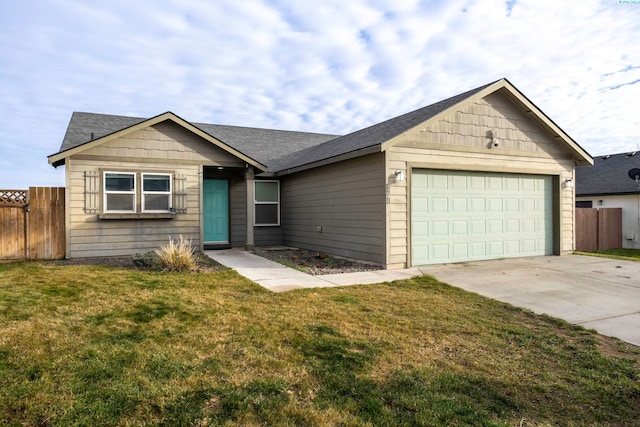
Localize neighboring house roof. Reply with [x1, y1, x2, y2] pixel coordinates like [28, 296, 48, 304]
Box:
[48, 78, 593, 172]
[576, 151, 640, 196]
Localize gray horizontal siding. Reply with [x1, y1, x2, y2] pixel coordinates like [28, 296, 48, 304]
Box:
[255, 226, 283, 246]
[229, 176, 247, 247]
[280, 153, 385, 264]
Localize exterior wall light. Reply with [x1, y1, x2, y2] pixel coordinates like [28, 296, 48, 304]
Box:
[394, 170, 405, 181]
[564, 178, 574, 188]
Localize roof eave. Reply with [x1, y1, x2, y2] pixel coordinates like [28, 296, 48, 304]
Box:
[275, 145, 382, 176]
[577, 191, 640, 197]
[497, 80, 594, 166]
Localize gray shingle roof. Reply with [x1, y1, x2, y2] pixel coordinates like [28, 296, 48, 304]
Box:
[59, 112, 147, 152]
[192, 122, 339, 168]
[56, 112, 340, 170]
[52, 80, 500, 172]
[269, 80, 497, 172]
[576, 152, 640, 195]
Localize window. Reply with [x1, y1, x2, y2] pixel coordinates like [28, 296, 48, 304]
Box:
[142, 173, 172, 212]
[102, 171, 173, 214]
[254, 180, 279, 226]
[104, 172, 136, 212]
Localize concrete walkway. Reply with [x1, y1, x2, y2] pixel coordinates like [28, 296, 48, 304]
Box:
[205, 248, 422, 293]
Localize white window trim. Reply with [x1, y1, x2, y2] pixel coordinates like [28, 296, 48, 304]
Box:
[142, 173, 173, 213]
[103, 171, 136, 213]
[254, 180, 280, 226]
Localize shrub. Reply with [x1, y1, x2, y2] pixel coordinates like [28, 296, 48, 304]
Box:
[132, 251, 162, 269]
[155, 236, 196, 272]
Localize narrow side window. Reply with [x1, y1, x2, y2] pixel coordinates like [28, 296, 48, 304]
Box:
[254, 181, 279, 226]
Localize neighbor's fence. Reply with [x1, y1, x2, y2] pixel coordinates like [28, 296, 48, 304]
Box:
[575, 208, 622, 252]
[0, 187, 65, 260]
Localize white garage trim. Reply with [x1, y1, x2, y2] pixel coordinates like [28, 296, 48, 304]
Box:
[410, 169, 554, 265]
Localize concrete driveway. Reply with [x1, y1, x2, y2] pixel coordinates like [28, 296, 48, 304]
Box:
[422, 255, 640, 347]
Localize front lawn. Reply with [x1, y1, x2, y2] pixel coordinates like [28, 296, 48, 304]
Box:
[1, 262, 639, 426]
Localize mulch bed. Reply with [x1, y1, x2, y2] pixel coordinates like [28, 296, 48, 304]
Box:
[252, 247, 383, 275]
[40, 252, 227, 272]
[36, 248, 383, 276]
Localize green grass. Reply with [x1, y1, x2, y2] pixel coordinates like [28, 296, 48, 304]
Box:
[1, 261, 639, 426]
[574, 248, 640, 262]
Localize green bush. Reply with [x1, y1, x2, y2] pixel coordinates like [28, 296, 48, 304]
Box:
[132, 251, 161, 269]
[155, 236, 196, 272]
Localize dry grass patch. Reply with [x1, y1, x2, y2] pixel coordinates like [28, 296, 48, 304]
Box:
[574, 248, 640, 262]
[0, 262, 639, 426]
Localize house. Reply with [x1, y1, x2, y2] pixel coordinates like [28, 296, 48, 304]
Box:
[575, 152, 640, 249]
[48, 78, 593, 268]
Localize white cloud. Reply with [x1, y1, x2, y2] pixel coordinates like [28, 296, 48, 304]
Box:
[1, 0, 640, 188]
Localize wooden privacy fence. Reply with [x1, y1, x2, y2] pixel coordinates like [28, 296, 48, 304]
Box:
[575, 208, 622, 252]
[0, 187, 65, 260]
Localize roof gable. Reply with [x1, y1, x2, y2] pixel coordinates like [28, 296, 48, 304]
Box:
[576, 152, 640, 195]
[271, 78, 592, 173]
[49, 112, 338, 170]
[48, 112, 270, 170]
[271, 81, 497, 173]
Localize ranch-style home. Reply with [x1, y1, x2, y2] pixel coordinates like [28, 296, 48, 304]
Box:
[48, 78, 593, 268]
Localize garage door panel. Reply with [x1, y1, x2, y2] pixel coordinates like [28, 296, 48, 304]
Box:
[505, 240, 520, 254]
[411, 170, 553, 265]
[432, 221, 448, 235]
[452, 221, 467, 234]
[451, 198, 467, 212]
[505, 219, 519, 233]
[452, 243, 467, 258]
[433, 175, 448, 189]
[432, 198, 448, 212]
[464, 176, 486, 190]
[488, 176, 502, 190]
[488, 220, 503, 233]
[453, 175, 467, 189]
[471, 242, 486, 256]
[470, 220, 486, 234]
[470, 199, 485, 212]
[432, 245, 449, 260]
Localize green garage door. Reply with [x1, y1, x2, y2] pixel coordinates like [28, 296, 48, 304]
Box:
[411, 170, 553, 265]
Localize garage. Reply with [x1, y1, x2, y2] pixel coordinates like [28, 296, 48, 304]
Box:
[411, 169, 554, 265]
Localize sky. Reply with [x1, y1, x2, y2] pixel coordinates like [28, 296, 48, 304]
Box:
[1, 0, 639, 188]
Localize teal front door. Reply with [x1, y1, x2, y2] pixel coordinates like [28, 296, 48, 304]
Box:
[203, 179, 229, 243]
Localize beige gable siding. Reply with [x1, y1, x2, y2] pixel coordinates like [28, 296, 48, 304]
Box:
[65, 121, 248, 258]
[280, 153, 386, 264]
[399, 92, 571, 157]
[75, 121, 246, 166]
[386, 92, 576, 268]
